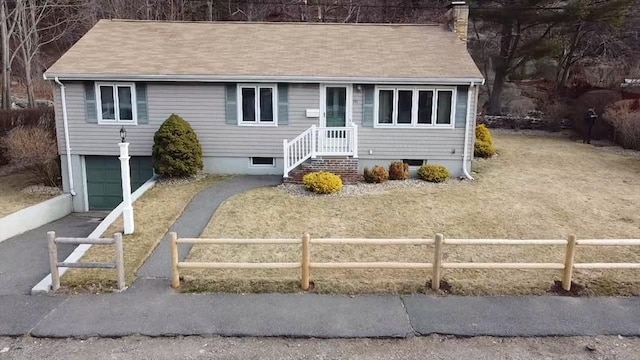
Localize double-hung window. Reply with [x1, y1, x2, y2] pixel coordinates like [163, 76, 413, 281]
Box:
[375, 87, 455, 127]
[96, 83, 137, 124]
[238, 84, 277, 126]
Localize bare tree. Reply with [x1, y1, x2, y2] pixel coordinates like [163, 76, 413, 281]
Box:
[1, 1, 18, 110]
[13, 0, 81, 107]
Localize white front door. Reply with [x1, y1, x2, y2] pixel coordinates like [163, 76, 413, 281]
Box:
[320, 84, 352, 127]
[319, 85, 353, 153]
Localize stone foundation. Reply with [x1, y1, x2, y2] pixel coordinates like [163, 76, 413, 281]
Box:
[284, 157, 359, 185]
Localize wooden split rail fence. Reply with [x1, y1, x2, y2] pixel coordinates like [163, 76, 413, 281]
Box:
[169, 232, 640, 291]
[48, 231, 125, 291]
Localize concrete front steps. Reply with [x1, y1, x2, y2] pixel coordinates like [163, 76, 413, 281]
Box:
[284, 157, 359, 185]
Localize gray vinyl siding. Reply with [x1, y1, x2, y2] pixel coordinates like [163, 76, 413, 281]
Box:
[353, 86, 469, 161]
[53, 81, 475, 162]
[54, 82, 319, 157]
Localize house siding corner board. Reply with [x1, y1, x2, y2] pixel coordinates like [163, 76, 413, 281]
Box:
[54, 82, 319, 157]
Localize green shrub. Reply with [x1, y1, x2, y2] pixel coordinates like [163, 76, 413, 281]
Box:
[152, 114, 203, 177]
[363, 165, 389, 183]
[389, 161, 409, 180]
[474, 124, 496, 158]
[474, 140, 497, 158]
[476, 124, 494, 146]
[418, 164, 450, 183]
[302, 171, 343, 194]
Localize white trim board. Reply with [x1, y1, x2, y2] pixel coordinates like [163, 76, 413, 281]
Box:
[31, 176, 158, 294]
[44, 73, 485, 85]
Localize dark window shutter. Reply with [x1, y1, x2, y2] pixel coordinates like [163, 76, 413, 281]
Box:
[136, 83, 149, 124]
[84, 81, 97, 123]
[225, 84, 237, 125]
[362, 85, 374, 127]
[278, 83, 288, 125]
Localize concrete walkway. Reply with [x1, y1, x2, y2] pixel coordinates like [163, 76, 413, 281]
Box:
[137, 175, 282, 280]
[2, 176, 640, 338]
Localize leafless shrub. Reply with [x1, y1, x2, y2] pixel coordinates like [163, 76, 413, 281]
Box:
[0, 107, 55, 134]
[541, 102, 574, 131]
[604, 100, 640, 150]
[2, 126, 59, 186]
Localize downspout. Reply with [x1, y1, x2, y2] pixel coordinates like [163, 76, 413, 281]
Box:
[53, 76, 76, 196]
[462, 82, 475, 180]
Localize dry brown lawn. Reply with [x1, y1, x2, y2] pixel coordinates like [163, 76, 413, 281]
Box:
[183, 133, 640, 296]
[61, 175, 228, 292]
[0, 169, 56, 217]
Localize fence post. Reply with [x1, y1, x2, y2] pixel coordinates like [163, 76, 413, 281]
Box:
[562, 234, 577, 291]
[301, 233, 311, 290]
[114, 233, 125, 291]
[170, 232, 180, 288]
[47, 231, 60, 291]
[432, 233, 444, 290]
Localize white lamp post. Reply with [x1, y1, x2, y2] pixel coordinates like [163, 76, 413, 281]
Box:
[119, 126, 134, 234]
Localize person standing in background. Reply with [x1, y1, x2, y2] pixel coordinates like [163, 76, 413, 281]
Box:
[583, 108, 597, 144]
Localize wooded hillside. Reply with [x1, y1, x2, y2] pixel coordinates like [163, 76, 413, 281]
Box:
[1, 0, 639, 117]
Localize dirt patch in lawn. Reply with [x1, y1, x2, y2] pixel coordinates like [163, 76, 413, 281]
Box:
[0, 168, 59, 218]
[182, 133, 640, 296]
[60, 175, 228, 293]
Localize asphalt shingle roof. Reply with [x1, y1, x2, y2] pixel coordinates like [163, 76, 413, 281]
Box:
[46, 20, 483, 82]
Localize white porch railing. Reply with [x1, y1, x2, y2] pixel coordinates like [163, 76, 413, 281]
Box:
[283, 124, 358, 177]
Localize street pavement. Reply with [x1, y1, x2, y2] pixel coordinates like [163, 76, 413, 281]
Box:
[1, 177, 639, 339]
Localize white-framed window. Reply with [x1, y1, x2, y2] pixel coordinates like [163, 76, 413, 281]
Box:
[250, 157, 276, 167]
[374, 86, 456, 128]
[238, 84, 277, 126]
[95, 83, 137, 125]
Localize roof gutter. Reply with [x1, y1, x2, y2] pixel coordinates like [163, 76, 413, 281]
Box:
[462, 81, 476, 180]
[52, 76, 77, 196]
[43, 72, 485, 85]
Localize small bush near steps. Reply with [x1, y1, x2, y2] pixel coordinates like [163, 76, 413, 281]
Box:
[152, 114, 203, 177]
[418, 164, 451, 183]
[474, 124, 496, 158]
[388, 161, 409, 180]
[303, 171, 343, 194]
[363, 165, 389, 183]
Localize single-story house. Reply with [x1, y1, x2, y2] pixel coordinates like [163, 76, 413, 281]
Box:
[44, 1, 483, 212]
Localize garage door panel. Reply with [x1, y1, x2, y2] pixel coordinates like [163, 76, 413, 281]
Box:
[86, 156, 153, 210]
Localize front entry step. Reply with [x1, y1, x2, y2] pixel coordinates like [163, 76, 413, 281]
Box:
[284, 157, 359, 185]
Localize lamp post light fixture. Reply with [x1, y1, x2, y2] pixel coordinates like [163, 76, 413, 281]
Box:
[119, 126, 127, 143]
[118, 127, 134, 234]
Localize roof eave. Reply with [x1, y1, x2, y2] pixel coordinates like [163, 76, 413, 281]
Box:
[44, 72, 485, 85]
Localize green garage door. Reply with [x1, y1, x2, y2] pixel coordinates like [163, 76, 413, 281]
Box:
[85, 156, 154, 210]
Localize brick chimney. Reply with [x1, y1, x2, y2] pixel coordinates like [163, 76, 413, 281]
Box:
[447, 1, 469, 43]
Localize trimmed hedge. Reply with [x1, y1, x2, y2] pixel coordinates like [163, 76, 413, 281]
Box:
[474, 124, 496, 158]
[152, 114, 203, 177]
[389, 161, 409, 180]
[363, 165, 389, 183]
[418, 164, 450, 183]
[303, 171, 343, 194]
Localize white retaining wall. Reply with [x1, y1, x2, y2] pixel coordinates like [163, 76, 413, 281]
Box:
[0, 194, 73, 243]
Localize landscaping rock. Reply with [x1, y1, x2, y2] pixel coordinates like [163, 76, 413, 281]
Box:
[20, 185, 62, 195]
[278, 178, 455, 198]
